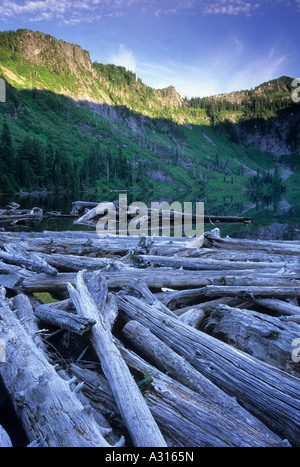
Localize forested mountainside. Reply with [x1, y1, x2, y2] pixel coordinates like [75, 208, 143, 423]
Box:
[0, 29, 299, 196]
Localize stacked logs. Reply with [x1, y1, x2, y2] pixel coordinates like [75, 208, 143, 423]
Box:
[0, 227, 299, 447]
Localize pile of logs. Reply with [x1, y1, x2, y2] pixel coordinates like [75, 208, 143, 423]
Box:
[0, 204, 43, 226]
[0, 226, 300, 447]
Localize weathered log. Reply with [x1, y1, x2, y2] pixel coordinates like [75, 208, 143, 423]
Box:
[0, 289, 116, 447]
[171, 297, 244, 316]
[199, 285, 300, 299]
[204, 230, 300, 255]
[34, 303, 96, 335]
[0, 425, 12, 447]
[67, 270, 167, 447]
[204, 304, 300, 375]
[12, 293, 46, 351]
[137, 254, 299, 272]
[0, 244, 57, 276]
[22, 269, 300, 295]
[116, 281, 300, 446]
[280, 315, 300, 324]
[253, 298, 300, 316]
[119, 340, 288, 447]
[177, 307, 205, 327]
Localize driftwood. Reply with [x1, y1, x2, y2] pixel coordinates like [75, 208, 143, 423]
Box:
[0, 207, 43, 225]
[116, 281, 300, 446]
[120, 322, 288, 447]
[0, 425, 12, 447]
[204, 304, 300, 375]
[67, 270, 167, 447]
[0, 244, 57, 276]
[0, 288, 117, 447]
[253, 298, 300, 316]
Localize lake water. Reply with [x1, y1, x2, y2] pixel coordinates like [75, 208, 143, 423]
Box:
[0, 188, 300, 241]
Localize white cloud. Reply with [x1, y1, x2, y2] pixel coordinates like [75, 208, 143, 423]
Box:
[110, 44, 136, 72]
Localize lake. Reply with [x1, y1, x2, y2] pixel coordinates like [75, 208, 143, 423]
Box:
[0, 187, 300, 241]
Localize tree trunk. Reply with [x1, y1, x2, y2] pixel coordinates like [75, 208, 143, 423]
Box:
[67, 270, 167, 447]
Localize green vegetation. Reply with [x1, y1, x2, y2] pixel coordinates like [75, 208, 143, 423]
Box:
[0, 29, 299, 197]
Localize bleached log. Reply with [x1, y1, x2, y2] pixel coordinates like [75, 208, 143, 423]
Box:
[0, 244, 57, 276]
[12, 293, 46, 351]
[204, 304, 300, 375]
[200, 285, 300, 299]
[280, 315, 300, 324]
[34, 303, 96, 335]
[119, 341, 288, 447]
[67, 270, 167, 447]
[253, 298, 300, 316]
[137, 254, 299, 272]
[116, 282, 300, 446]
[0, 425, 12, 447]
[0, 292, 114, 447]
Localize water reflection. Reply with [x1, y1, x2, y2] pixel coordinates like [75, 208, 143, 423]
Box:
[0, 188, 299, 241]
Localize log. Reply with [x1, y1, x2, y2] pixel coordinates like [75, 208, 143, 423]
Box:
[204, 304, 300, 375]
[34, 303, 96, 335]
[137, 254, 300, 272]
[22, 269, 300, 295]
[0, 425, 12, 447]
[0, 289, 116, 447]
[253, 298, 300, 316]
[199, 285, 300, 299]
[0, 244, 57, 276]
[116, 281, 300, 446]
[119, 342, 287, 447]
[12, 294, 46, 351]
[67, 270, 167, 447]
[280, 315, 300, 324]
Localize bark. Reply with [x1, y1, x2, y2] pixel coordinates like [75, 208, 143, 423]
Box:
[116, 281, 300, 446]
[67, 270, 167, 447]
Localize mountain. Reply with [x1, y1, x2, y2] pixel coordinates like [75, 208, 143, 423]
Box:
[0, 29, 298, 197]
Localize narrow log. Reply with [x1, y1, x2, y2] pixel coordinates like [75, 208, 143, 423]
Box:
[253, 298, 300, 316]
[0, 290, 115, 447]
[204, 304, 300, 375]
[34, 303, 96, 335]
[280, 315, 300, 324]
[200, 285, 300, 299]
[12, 294, 46, 351]
[116, 281, 300, 446]
[137, 254, 299, 272]
[67, 270, 167, 447]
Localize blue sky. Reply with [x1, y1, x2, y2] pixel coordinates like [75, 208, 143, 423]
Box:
[0, 0, 299, 98]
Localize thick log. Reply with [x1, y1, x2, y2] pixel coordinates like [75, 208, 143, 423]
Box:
[67, 270, 167, 447]
[253, 298, 300, 316]
[0, 425, 12, 447]
[0, 290, 115, 447]
[204, 304, 300, 375]
[22, 269, 300, 295]
[119, 342, 287, 447]
[116, 281, 300, 446]
[34, 303, 96, 335]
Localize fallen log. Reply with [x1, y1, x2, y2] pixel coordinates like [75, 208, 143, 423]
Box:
[67, 270, 167, 447]
[137, 254, 300, 272]
[34, 303, 96, 335]
[253, 298, 300, 316]
[116, 281, 300, 446]
[0, 425, 12, 447]
[69, 349, 287, 447]
[199, 285, 300, 299]
[0, 244, 57, 276]
[0, 288, 117, 447]
[22, 269, 300, 295]
[204, 304, 300, 375]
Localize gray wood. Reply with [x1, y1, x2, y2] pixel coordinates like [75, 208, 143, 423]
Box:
[67, 270, 167, 447]
[254, 298, 300, 316]
[0, 291, 115, 447]
[204, 304, 300, 375]
[0, 244, 57, 276]
[0, 425, 12, 447]
[116, 282, 300, 446]
[34, 303, 96, 335]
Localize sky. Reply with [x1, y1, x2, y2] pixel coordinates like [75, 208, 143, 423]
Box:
[0, 0, 299, 98]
